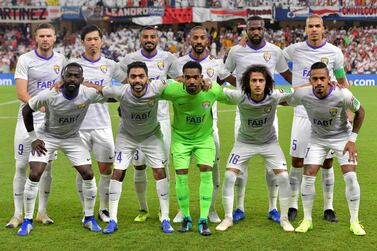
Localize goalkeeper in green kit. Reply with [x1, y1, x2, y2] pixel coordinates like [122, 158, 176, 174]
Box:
[161, 61, 223, 236]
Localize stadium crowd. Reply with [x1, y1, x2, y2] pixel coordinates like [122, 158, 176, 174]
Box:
[0, 24, 376, 74]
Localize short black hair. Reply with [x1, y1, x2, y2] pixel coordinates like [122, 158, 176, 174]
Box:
[241, 64, 274, 96]
[62, 62, 83, 76]
[183, 61, 202, 74]
[127, 61, 148, 76]
[189, 26, 207, 36]
[247, 15, 264, 22]
[80, 25, 103, 40]
[35, 23, 56, 34]
[140, 26, 158, 36]
[310, 61, 329, 73]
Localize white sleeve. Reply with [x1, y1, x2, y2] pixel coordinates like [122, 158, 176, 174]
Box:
[167, 53, 181, 79]
[14, 54, 28, 80]
[118, 56, 131, 75]
[224, 46, 237, 73]
[274, 88, 294, 103]
[334, 48, 345, 70]
[287, 89, 303, 107]
[111, 61, 127, 82]
[86, 87, 107, 103]
[102, 86, 124, 101]
[275, 49, 289, 73]
[282, 44, 295, 61]
[343, 89, 360, 112]
[28, 89, 51, 111]
[216, 60, 231, 80]
[222, 88, 243, 104]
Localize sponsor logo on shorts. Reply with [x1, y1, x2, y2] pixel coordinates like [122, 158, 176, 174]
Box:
[157, 61, 164, 70]
[329, 108, 337, 116]
[100, 65, 108, 73]
[206, 68, 215, 78]
[320, 57, 329, 65]
[263, 52, 271, 62]
[86, 158, 91, 161]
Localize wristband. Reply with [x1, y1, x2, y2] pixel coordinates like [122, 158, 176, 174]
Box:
[348, 132, 358, 143]
[29, 131, 37, 142]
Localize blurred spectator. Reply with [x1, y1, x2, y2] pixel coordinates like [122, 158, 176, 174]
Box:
[1, 24, 375, 74]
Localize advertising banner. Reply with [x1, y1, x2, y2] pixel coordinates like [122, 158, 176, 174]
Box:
[0, 6, 60, 23]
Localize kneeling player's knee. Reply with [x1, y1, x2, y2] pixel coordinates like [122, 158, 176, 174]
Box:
[322, 158, 333, 169]
[292, 157, 304, 167]
[112, 169, 126, 181]
[153, 168, 166, 180]
[29, 173, 42, 182]
[98, 162, 112, 175]
[81, 168, 94, 180]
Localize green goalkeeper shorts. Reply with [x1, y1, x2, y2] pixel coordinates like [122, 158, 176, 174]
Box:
[172, 136, 216, 170]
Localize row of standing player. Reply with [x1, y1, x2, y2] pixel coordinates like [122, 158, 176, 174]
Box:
[8, 14, 365, 236]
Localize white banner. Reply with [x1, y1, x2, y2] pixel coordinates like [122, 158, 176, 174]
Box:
[193, 7, 247, 22]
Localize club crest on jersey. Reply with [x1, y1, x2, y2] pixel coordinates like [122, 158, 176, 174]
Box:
[206, 68, 215, 78]
[147, 99, 156, 107]
[329, 108, 337, 116]
[264, 104, 272, 113]
[157, 61, 164, 70]
[53, 65, 60, 74]
[77, 103, 87, 109]
[263, 52, 271, 62]
[202, 101, 210, 109]
[100, 65, 108, 73]
[321, 57, 329, 65]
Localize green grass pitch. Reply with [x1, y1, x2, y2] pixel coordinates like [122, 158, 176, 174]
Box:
[0, 86, 376, 250]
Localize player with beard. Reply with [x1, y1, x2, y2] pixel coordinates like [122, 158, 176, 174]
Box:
[118, 27, 180, 222]
[290, 62, 365, 235]
[283, 15, 348, 221]
[7, 23, 65, 228]
[173, 26, 235, 224]
[18, 63, 104, 236]
[160, 61, 224, 236]
[224, 16, 292, 224]
[85, 61, 174, 234]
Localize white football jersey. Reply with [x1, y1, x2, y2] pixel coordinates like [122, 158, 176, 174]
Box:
[15, 50, 65, 123]
[102, 80, 166, 141]
[69, 55, 126, 129]
[221, 88, 293, 144]
[225, 41, 289, 89]
[178, 53, 230, 120]
[290, 86, 360, 139]
[118, 49, 181, 120]
[28, 86, 105, 139]
[283, 41, 345, 117]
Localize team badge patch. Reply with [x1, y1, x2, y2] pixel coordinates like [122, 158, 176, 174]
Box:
[321, 57, 329, 65]
[53, 65, 60, 74]
[263, 52, 271, 62]
[77, 103, 87, 109]
[329, 108, 337, 116]
[100, 65, 108, 73]
[157, 61, 164, 70]
[202, 101, 210, 109]
[264, 104, 272, 113]
[147, 99, 156, 107]
[206, 68, 215, 78]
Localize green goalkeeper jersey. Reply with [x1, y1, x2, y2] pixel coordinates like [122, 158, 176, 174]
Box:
[161, 80, 223, 143]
